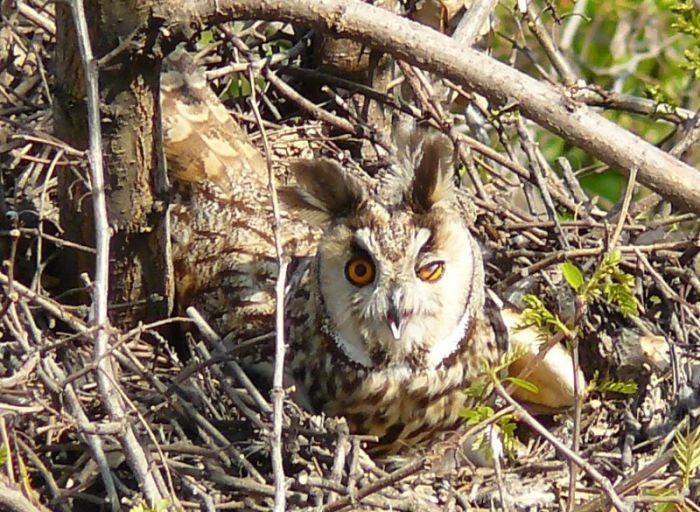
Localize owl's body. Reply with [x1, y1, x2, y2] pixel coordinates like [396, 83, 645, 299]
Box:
[162, 49, 575, 454]
[281, 156, 502, 451]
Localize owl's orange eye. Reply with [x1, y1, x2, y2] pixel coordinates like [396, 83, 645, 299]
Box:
[417, 261, 445, 282]
[345, 256, 376, 286]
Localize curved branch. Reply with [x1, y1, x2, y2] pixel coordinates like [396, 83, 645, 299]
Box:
[161, 0, 700, 213]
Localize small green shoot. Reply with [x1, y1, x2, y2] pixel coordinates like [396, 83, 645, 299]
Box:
[519, 294, 572, 339]
[463, 347, 533, 400]
[561, 251, 638, 317]
[459, 405, 520, 459]
[646, 486, 679, 512]
[592, 380, 638, 396]
[561, 260, 584, 291]
[0, 444, 8, 465]
[504, 376, 539, 394]
[671, 0, 700, 79]
[644, 84, 679, 109]
[674, 424, 700, 489]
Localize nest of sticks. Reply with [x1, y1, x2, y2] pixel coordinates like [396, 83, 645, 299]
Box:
[0, 3, 698, 511]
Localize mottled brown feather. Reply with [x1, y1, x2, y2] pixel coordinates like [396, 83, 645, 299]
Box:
[162, 49, 581, 458]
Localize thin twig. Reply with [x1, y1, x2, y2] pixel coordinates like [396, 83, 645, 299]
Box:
[516, 117, 571, 248]
[68, 0, 164, 504]
[493, 381, 631, 512]
[524, 5, 578, 86]
[567, 313, 582, 512]
[0, 478, 53, 512]
[246, 53, 289, 512]
[10, 300, 120, 511]
[608, 167, 638, 250]
[452, 0, 499, 46]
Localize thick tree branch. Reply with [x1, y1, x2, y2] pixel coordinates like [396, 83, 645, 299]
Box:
[161, 0, 700, 213]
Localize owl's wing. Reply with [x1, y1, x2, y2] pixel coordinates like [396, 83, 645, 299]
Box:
[160, 47, 268, 196]
[161, 48, 321, 338]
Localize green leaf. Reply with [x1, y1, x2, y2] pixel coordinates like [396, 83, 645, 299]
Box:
[463, 379, 488, 399]
[561, 261, 584, 291]
[505, 376, 540, 394]
[595, 380, 638, 395]
[674, 424, 700, 487]
[199, 30, 215, 45]
[459, 405, 494, 425]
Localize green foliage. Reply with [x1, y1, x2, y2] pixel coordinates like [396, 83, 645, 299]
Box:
[561, 261, 585, 291]
[589, 374, 638, 395]
[644, 84, 679, 109]
[460, 404, 496, 425]
[198, 30, 215, 46]
[646, 486, 679, 512]
[463, 378, 489, 399]
[0, 444, 7, 465]
[459, 405, 520, 459]
[130, 499, 171, 512]
[464, 346, 533, 400]
[504, 376, 540, 394]
[646, 424, 700, 511]
[227, 75, 253, 98]
[519, 294, 572, 339]
[578, 171, 625, 207]
[674, 424, 700, 488]
[671, 0, 700, 78]
[492, 0, 699, 206]
[459, 405, 493, 457]
[497, 414, 519, 457]
[459, 347, 540, 460]
[561, 251, 638, 317]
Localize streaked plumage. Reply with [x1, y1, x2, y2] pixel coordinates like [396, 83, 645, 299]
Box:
[161, 48, 579, 455]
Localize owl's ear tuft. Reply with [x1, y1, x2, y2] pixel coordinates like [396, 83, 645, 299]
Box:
[280, 159, 364, 225]
[411, 134, 455, 212]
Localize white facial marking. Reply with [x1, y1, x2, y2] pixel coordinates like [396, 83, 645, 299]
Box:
[322, 320, 374, 367]
[426, 306, 472, 368]
[354, 227, 373, 253]
[414, 228, 431, 256]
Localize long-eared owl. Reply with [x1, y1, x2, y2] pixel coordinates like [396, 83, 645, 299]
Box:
[161, 48, 580, 455]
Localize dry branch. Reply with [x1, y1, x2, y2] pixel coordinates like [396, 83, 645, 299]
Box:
[67, 0, 166, 506]
[160, 0, 700, 213]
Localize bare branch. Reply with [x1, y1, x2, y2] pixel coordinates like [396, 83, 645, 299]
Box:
[68, 0, 165, 505]
[161, 0, 700, 213]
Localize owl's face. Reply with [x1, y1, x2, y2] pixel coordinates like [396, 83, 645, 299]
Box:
[282, 134, 485, 372]
[316, 201, 483, 370]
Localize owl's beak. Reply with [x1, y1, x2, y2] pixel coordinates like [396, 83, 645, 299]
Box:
[387, 289, 406, 340]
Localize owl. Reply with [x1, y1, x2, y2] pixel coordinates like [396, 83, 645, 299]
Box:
[280, 133, 504, 453]
[161, 48, 580, 455]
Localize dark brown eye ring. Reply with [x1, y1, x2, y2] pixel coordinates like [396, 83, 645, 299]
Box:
[416, 261, 445, 282]
[345, 256, 376, 286]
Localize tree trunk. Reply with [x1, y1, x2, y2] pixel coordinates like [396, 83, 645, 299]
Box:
[53, 0, 170, 327]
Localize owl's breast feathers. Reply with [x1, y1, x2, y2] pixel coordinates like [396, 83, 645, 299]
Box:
[287, 270, 501, 455]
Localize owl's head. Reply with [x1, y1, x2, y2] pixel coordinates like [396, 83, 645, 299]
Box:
[282, 134, 485, 372]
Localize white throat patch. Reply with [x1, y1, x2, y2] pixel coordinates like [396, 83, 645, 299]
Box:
[322, 305, 473, 371]
[320, 317, 374, 367]
[425, 306, 473, 368]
